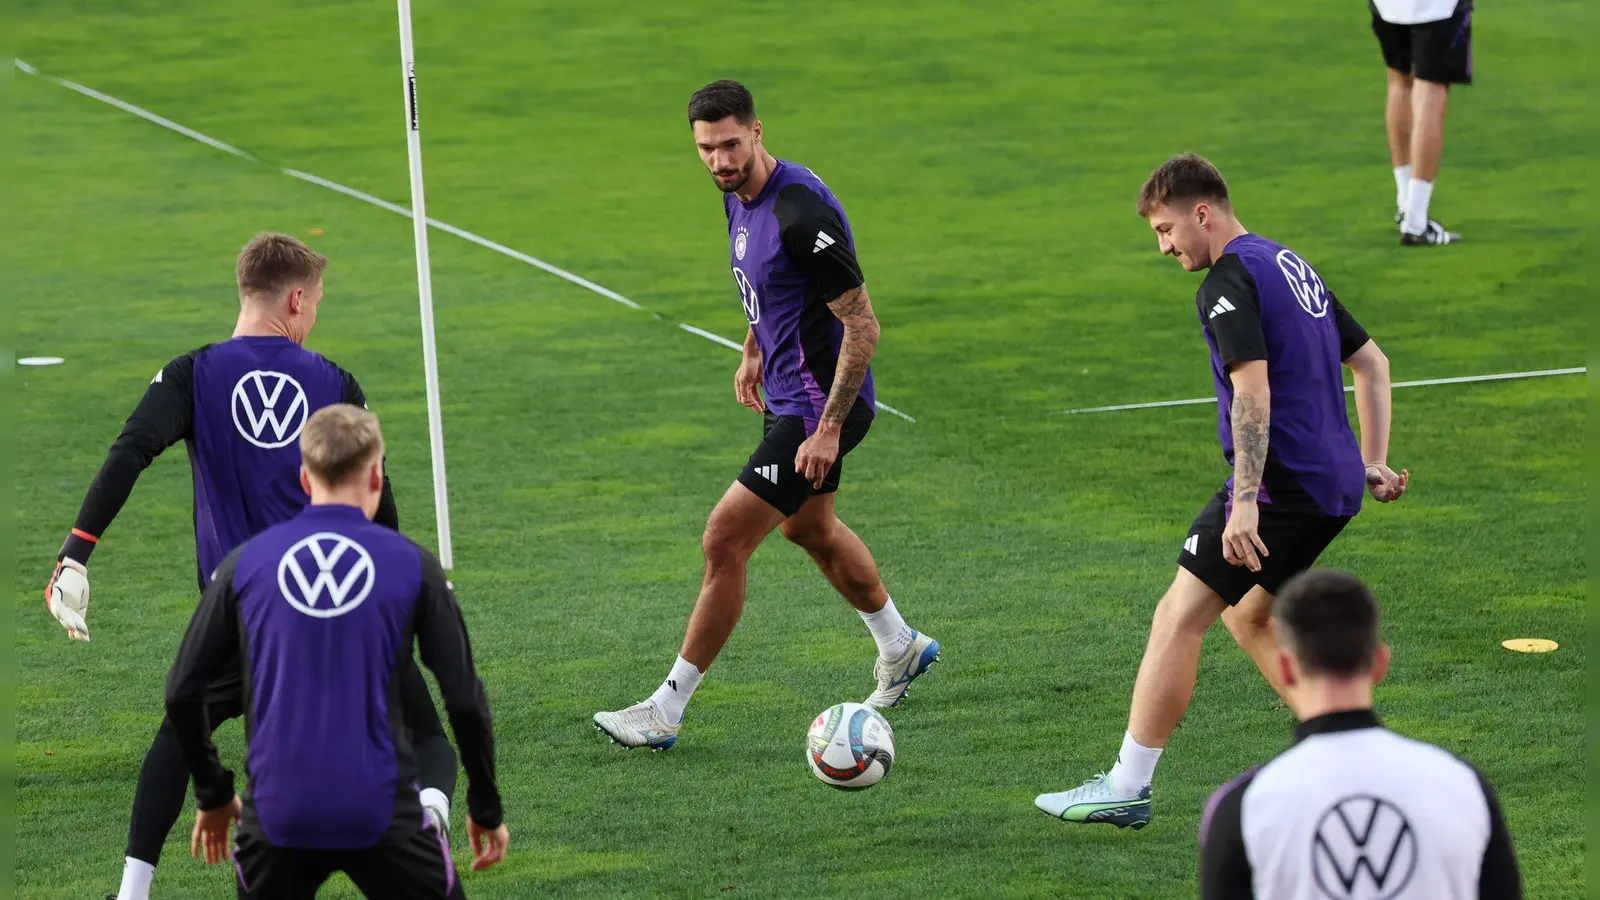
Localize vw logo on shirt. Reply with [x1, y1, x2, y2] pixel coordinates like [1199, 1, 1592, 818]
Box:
[232, 370, 310, 449]
[1311, 794, 1419, 900]
[1276, 248, 1331, 319]
[277, 532, 376, 619]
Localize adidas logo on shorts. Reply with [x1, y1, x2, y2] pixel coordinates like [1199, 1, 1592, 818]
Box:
[756, 464, 780, 484]
[1183, 534, 1200, 555]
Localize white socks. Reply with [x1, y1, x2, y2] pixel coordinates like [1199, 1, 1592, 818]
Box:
[1393, 165, 1412, 209]
[859, 597, 914, 658]
[419, 787, 450, 821]
[1402, 178, 1435, 235]
[118, 857, 155, 900]
[649, 655, 703, 725]
[1109, 731, 1163, 797]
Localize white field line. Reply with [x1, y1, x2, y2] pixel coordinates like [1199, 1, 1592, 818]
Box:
[1051, 367, 1587, 416]
[19, 59, 916, 423]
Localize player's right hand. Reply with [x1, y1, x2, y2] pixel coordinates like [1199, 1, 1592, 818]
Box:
[44, 558, 91, 642]
[468, 819, 509, 871]
[735, 354, 765, 413]
[1365, 463, 1409, 503]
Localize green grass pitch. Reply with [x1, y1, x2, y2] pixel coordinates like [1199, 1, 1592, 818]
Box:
[12, 0, 1587, 896]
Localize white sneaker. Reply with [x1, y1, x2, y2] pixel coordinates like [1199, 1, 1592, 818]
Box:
[864, 631, 941, 709]
[593, 699, 679, 750]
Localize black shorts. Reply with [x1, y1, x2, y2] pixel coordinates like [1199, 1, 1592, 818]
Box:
[1372, 1, 1473, 85]
[1178, 490, 1352, 606]
[737, 402, 874, 517]
[233, 813, 463, 899]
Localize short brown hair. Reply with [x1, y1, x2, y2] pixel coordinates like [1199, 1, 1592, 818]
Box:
[1136, 153, 1231, 218]
[300, 404, 384, 486]
[1273, 570, 1382, 677]
[236, 233, 327, 297]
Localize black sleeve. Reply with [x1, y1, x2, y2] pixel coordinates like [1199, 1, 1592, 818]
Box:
[164, 546, 244, 812]
[1198, 256, 1268, 369]
[60, 351, 200, 563]
[339, 368, 400, 531]
[1199, 770, 1257, 900]
[413, 549, 501, 828]
[774, 183, 865, 303]
[1474, 768, 1523, 899]
[1330, 294, 1374, 361]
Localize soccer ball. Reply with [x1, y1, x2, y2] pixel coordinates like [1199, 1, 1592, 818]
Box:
[806, 702, 895, 789]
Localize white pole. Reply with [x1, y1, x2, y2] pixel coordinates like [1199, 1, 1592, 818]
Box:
[395, 0, 454, 568]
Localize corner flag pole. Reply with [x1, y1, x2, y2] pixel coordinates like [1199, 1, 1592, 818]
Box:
[396, 0, 454, 568]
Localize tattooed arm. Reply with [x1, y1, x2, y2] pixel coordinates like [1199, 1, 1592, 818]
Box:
[793, 284, 879, 487]
[1228, 360, 1271, 503]
[1223, 360, 1272, 571]
[819, 284, 881, 430]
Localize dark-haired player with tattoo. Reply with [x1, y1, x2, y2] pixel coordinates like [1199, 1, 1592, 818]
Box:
[1034, 154, 1409, 829]
[593, 80, 940, 751]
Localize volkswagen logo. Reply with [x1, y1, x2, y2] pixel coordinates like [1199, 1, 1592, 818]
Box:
[1276, 248, 1330, 319]
[232, 370, 310, 449]
[277, 532, 376, 619]
[1312, 795, 1418, 900]
[732, 266, 760, 324]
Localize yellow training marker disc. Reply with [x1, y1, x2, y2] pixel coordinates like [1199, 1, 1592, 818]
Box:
[1501, 638, 1558, 653]
[308, 227, 324, 236]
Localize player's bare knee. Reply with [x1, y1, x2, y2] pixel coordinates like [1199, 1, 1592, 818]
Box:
[780, 514, 833, 551]
[700, 525, 751, 574]
[1152, 580, 1222, 638]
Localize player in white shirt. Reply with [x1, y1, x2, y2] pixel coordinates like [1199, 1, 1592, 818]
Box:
[1199, 569, 1522, 898]
[1370, 0, 1472, 246]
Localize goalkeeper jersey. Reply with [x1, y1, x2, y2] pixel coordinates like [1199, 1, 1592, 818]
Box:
[62, 335, 397, 587]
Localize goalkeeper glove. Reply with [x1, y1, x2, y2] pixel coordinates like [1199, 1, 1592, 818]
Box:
[45, 558, 91, 642]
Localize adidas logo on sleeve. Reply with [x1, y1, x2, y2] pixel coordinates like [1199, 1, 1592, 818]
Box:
[1208, 297, 1237, 319]
[812, 231, 836, 254]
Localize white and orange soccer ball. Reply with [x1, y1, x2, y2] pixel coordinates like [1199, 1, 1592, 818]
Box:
[806, 702, 895, 790]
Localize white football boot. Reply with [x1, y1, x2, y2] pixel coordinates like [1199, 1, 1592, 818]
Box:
[864, 630, 942, 709]
[593, 699, 679, 750]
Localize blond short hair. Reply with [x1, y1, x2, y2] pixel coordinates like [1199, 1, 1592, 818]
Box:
[236, 233, 328, 298]
[300, 404, 384, 486]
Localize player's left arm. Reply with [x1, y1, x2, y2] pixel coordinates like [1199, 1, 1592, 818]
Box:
[340, 369, 401, 529]
[776, 184, 876, 485]
[1204, 261, 1272, 570]
[1332, 296, 1408, 502]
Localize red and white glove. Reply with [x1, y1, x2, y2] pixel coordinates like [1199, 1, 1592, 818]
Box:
[45, 559, 91, 642]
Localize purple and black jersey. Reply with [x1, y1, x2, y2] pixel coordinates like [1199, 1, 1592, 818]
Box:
[1196, 234, 1372, 518]
[63, 336, 397, 586]
[726, 160, 875, 429]
[166, 504, 500, 849]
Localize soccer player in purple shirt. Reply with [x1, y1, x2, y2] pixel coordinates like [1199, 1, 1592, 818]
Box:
[41, 235, 461, 899]
[1035, 154, 1411, 829]
[168, 404, 506, 898]
[594, 81, 940, 750]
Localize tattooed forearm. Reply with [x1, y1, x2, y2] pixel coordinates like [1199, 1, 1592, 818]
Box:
[820, 285, 880, 429]
[1231, 390, 1270, 501]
